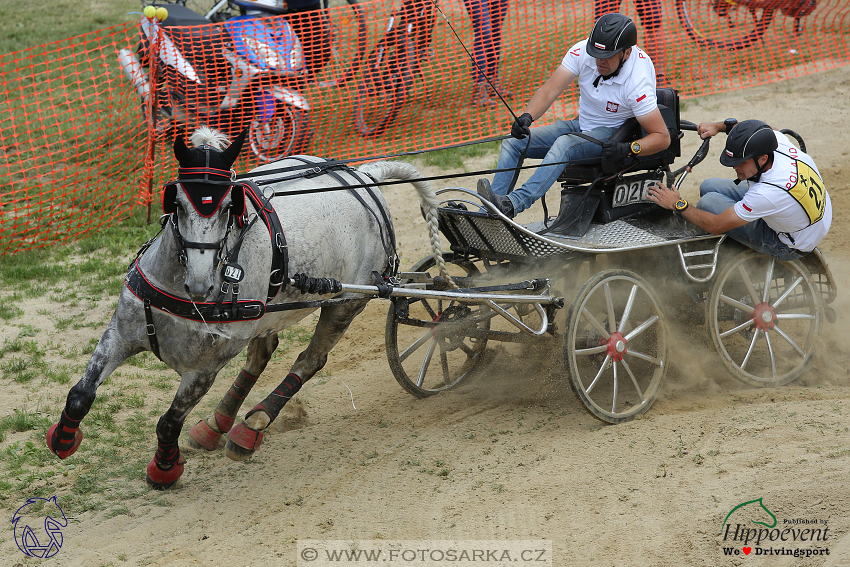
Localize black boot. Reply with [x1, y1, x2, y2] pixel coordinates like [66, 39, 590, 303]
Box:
[476, 178, 515, 218]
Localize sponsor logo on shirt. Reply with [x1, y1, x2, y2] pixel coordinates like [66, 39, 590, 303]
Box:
[606, 101, 619, 113]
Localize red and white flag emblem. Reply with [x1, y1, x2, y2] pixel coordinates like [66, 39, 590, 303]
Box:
[742, 203, 752, 212]
[202, 196, 213, 204]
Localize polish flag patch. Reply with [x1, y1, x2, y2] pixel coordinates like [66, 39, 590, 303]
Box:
[202, 196, 213, 204]
[636, 94, 646, 102]
[742, 203, 752, 212]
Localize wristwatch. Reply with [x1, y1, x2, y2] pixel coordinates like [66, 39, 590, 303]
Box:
[723, 118, 738, 134]
[674, 198, 689, 214]
[630, 141, 642, 155]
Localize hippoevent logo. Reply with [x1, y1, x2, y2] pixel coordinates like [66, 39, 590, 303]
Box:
[12, 495, 67, 558]
[720, 497, 830, 559]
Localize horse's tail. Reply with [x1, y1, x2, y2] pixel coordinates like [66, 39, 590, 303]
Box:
[357, 161, 457, 289]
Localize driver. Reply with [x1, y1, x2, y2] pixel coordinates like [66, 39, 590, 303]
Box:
[647, 119, 831, 260]
[477, 12, 670, 218]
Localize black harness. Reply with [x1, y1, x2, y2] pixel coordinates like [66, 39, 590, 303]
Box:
[131, 157, 395, 360]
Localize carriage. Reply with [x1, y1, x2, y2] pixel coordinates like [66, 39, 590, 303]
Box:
[47, 90, 837, 490]
[375, 87, 837, 423]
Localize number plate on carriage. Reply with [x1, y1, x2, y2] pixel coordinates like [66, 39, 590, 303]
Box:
[612, 173, 664, 207]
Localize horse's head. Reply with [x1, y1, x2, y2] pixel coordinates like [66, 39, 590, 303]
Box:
[164, 126, 247, 301]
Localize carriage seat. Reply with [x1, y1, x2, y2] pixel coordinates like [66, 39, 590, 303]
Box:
[557, 88, 682, 182]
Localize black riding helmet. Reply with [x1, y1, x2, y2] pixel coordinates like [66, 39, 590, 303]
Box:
[719, 120, 777, 167]
[585, 13, 638, 59]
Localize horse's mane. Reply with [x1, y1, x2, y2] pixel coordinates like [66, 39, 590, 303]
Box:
[191, 126, 229, 150]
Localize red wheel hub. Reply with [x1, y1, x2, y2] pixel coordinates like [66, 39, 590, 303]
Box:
[605, 331, 627, 361]
[751, 302, 777, 331]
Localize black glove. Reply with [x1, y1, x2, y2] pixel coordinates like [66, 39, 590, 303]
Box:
[601, 141, 632, 160]
[511, 113, 533, 139]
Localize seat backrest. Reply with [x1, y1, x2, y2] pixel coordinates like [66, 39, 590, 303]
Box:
[558, 88, 682, 181]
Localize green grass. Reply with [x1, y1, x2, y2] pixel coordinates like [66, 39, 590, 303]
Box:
[0, 1, 139, 55]
[402, 140, 501, 171]
[0, 206, 160, 293]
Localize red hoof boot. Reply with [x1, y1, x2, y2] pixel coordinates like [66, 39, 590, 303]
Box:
[145, 459, 185, 490]
[225, 422, 265, 462]
[188, 419, 222, 451]
[46, 423, 83, 459]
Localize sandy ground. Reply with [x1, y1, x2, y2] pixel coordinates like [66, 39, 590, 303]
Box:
[3, 65, 850, 567]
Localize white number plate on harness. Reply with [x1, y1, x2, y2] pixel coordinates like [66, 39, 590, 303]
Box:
[612, 176, 662, 208]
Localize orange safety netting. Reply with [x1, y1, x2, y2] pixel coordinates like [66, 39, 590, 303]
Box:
[1, 0, 849, 256]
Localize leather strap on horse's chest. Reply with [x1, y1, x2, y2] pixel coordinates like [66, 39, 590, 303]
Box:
[240, 180, 288, 301]
[125, 260, 266, 323]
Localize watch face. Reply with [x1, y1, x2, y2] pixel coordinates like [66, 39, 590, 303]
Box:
[675, 199, 688, 210]
[631, 141, 641, 154]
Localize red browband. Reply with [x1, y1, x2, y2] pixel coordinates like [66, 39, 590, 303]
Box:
[178, 167, 233, 178]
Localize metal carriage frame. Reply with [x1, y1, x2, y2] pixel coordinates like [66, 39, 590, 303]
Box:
[375, 99, 837, 424]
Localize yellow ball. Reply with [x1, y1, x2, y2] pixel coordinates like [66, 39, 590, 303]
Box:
[143, 5, 156, 18]
[155, 6, 168, 21]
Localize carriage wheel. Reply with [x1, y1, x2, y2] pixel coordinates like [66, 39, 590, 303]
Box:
[707, 250, 820, 387]
[385, 254, 490, 398]
[675, 0, 775, 51]
[564, 270, 667, 424]
[353, 36, 413, 137]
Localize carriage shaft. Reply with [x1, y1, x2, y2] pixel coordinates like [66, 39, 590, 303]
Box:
[339, 283, 564, 307]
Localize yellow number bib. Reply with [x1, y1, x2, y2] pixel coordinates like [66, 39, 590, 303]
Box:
[785, 160, 826, 225]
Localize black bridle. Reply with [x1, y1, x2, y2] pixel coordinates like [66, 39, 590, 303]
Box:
[168, 204, 237, 268]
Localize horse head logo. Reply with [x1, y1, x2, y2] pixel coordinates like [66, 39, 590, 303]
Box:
[721, 497, 777, 535]
[12, 495, 67, 558]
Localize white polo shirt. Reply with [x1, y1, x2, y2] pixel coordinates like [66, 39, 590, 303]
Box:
[561, 40, 658, 132]
[734, 131, 831, 252]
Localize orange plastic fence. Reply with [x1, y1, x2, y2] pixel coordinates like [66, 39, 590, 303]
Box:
[1, 0, 849, 256]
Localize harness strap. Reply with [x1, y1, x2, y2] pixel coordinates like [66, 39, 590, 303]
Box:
[143, 298, 162, 361]
[126, 260, 266, 323]
[241, 180, 289, 301]
[284, 157, 398, 275]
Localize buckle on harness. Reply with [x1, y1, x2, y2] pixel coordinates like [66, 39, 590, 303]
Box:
[146, 323, 156, 336]
[240, 305, 262, 319]
[270, 269, 285, 287]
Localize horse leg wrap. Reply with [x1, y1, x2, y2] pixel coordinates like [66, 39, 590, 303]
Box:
[46, 410, 84, 459]
[216, 370, 259, 421]
[256, 373, 303, 420]
[146, 439, 185, 490]
[191, 370, 257, 450]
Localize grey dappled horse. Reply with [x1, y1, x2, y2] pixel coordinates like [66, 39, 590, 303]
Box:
[47, 127, 449, 489]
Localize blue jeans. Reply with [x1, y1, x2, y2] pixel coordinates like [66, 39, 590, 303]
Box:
[697, 178, 805, 261]
[491, 119, 617, 215]
[462, 0, 510, 83]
